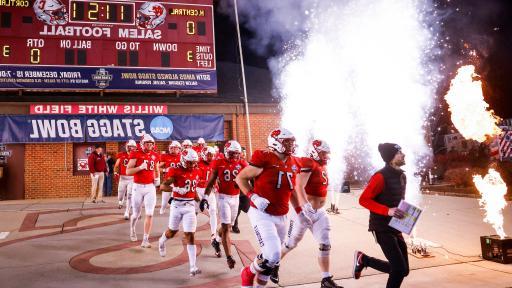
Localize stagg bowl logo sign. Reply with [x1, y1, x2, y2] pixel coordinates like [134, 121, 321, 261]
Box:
[91, 69, 113, 88]
[0, 115, 224, 143]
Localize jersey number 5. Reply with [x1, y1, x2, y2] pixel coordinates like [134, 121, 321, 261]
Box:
[276, 171, 293, 190]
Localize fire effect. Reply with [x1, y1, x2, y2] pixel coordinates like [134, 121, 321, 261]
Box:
[444, 65, 502, 142]
[473, 169, 508, 239]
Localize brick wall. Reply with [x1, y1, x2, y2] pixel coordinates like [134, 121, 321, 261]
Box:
[234, 113, 281, 154]
[22, 112, 281, 199]
[25, 143, 88, 199]
[25, 142, 124, 199]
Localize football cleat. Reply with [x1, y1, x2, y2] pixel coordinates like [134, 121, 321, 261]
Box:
[130, 229, 137, 242]
[118, 201, 123, 209]
[123, 212, 129, 220]
[158, 237, 166, 257]
[270, 265, 280, 284]
[227, 255, 236, 269]
[140, 240, 151, 248]
[231, 225, 240, 234]
[190, 267, 201, 277]
[211, 238, 222, 258]
[321, 276, 343, 288]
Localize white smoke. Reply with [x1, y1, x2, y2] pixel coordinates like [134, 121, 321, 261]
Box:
[226, 0, 441, 204]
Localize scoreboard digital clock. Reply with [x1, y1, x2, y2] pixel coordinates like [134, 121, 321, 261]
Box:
[0, 0, 216, 92]
[68, 0, 135, 24]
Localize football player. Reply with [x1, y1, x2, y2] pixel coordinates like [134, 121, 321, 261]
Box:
[196, 146, 220, 255]
[271, 140, 343, 288]
[236, 129, 313, 287]
[193, 137, 207, 154]
[158, 148, 204, 277]
[205, 140, 247, 269]
[114, 139, 137, 219]
[126, 134, 160, 248]
[158, 141, 182, 214]
[182, 139, 193, 150]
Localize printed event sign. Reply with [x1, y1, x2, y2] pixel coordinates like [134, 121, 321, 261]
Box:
[0, 114, 224, 143]
[30, 104, 168, 115]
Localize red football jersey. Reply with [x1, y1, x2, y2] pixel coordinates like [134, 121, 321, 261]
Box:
[300, 157, 328, 197]
[165, 165, 201, 199]
[193, 146, 204, 155]
[250, 150, 301, 216]
[160, 153, 181, 170]
[197, 160, 214, 188]
[129, 150, 160, 184]
[116, 151, 130, 176]
[212, 158, 248, 195]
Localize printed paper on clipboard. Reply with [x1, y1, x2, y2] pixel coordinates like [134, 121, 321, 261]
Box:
[388, 200, 422, 235]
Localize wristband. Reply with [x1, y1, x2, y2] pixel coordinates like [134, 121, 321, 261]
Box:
[295, 206, 303, 214]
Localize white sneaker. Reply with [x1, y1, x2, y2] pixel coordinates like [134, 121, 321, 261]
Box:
[141, 240, 152, 248]
[158, 237, 166, 257]
[190, 267, 201, 277]
[123, 212, 129, 220]
[130, 229, 137, 242]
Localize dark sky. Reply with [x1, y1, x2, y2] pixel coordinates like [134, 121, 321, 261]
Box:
[215, 0, 512, 118]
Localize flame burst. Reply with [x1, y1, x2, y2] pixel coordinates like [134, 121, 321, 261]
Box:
[445, 65, 502, 142]
[473, 169, 508, 239]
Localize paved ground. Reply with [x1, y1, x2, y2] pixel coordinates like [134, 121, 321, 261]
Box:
[0, 190, 511, 288]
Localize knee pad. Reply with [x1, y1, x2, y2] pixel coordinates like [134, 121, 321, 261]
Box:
[255, 254, 277, 275]
[318, 243, 331, 257]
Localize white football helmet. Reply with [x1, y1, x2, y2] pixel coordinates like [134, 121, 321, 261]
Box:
[140, 134, 155, 145]
[181, 148, 199, 168]
[268, 128, 296, 155]
[224, 140, 242, 161]
[169, 141, 181, 148]
[309, 139, 330, 165]
[33, 0, 69, 25]
[182, 139, 193, 149]
[136, 2, 166, 29]
[126, 139, 137, 152]
[197, 138, 206, 145]
[201, 146, 216, 162]
[168, 141, 181, 154]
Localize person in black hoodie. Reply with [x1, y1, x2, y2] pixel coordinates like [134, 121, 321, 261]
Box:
[353, 143, 408, 288]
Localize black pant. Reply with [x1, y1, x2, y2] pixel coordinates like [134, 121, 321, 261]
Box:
[364, 231, 409, 288]
[233, 192, 250, 227]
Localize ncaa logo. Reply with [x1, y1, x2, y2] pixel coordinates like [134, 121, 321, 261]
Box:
[150, 116, 173, 140]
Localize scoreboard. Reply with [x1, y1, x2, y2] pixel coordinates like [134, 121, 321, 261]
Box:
[0, 0, 216, 92]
